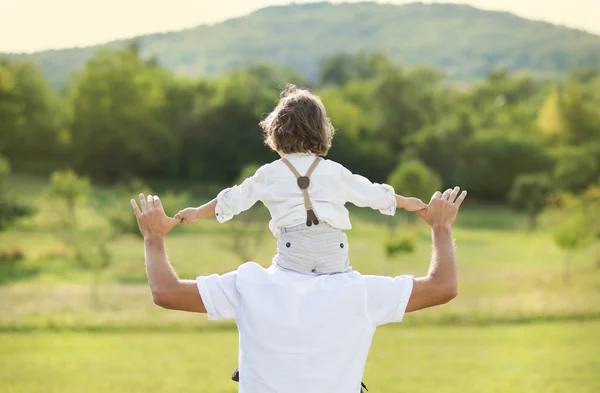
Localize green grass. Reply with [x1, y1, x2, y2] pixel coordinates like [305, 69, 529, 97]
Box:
[3, 174, 600, 392]
[2, 216, 599, 328]
[1, 321, 598, 393]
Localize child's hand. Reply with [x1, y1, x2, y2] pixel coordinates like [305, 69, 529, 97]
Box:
[401, 197, 427, 212]
[174, 207, 200, 224]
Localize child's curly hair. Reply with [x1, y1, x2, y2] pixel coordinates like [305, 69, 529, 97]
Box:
[260, 84, 335, 156]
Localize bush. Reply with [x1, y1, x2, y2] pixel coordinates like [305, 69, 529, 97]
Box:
[462, 132, 553, 201]
[0, 248, 25, 264]
[388, 159, 442, 201]
[552, 146, 598, 193]
[385, 235, 416, 259]
[509, 174, 552, 230]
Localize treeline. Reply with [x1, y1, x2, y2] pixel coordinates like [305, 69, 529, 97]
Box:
[1, 46, 600, 202]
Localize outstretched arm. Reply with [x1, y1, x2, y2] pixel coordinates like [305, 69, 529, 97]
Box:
[406, 224, 457, 312]
[175, 199, 217, 224]
[341, 167, 426, 214]
[131, 194, 206, 313]
[405, 187, 466, 313]
[144, 235, 206, 312]
[395, 195, 427, 212]
[177, 167, 265, 225]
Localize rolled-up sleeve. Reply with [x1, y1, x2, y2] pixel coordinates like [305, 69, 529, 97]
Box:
[196, 271, 241, 320]
[215, 167, 266, 223]
[341, 167, 396, 216]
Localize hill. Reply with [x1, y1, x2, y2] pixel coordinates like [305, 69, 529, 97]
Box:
[6, 2, 600, 85]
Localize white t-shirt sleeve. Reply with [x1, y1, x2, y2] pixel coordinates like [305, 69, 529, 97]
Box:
[364, 274, 414, 326]
[196, 271, 242, 321]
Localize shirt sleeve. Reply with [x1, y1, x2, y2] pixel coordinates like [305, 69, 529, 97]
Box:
[341, 166, 396, 216]
[215, 166, 266, 223]
[196, 271, 241, 321]
[364, 275, 414, 326]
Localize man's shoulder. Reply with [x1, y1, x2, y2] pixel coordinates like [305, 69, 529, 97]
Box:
[235, 263, 368, 285]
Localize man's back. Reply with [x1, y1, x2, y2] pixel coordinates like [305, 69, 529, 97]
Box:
[196, 262, 413, 393]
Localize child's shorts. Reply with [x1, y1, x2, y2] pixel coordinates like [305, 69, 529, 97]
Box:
[273, 222, 351, 274]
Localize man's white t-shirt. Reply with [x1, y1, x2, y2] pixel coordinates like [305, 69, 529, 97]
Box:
[196, 262, 414, 393]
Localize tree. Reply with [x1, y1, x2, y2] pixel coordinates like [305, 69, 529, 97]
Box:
[535, 87, 566, 142]
[388, 160, 442, 201]
[319, 52, 392, 86]
[388, 160, 442, 224]
[48, 170, 91, 222]
[68, 48, 176, 180]
[552, 147, 598, 193]
[47, 170, 113, 307]
[0, 156, 34, 231]
[509, 174, 551, 230]
[372, 65, 443, 153]
[0, 59, 63, 170]
[462, 132, 553, 201]
[549, 186, 600, 283]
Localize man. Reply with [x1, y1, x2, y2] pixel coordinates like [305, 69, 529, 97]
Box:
[131, 186, 466, 393]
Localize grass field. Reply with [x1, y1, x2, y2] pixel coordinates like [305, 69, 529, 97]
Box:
[2, 321, 599, 393]
[2, 175, 600, 392]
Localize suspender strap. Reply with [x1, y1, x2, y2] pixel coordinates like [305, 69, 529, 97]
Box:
[280, 157, 323, 226]
[305, 156, 322, 177]
[280, 158, 302, 178]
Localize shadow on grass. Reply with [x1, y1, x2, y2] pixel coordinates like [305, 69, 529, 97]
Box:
[0, 260, 40, 285]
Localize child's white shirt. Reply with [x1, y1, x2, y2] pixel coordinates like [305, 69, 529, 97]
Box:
[215, 153, 397, 237]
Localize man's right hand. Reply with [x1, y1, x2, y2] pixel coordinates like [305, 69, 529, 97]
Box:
[131, 194, 180, 239]
[418, 187, 467, 228]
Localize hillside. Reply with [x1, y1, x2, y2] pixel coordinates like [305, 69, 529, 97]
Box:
[6, 2, 600, 85]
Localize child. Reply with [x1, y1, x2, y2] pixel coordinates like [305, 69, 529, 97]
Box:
[174, 84, 426, 389]
[175, 84, 425, 274]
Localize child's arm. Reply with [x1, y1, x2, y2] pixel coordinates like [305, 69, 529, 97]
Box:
[341, 166, 426, 215]
[176, 166, 266, 225]
[396, 195, 427, 212]
[175, 199, 217, 224]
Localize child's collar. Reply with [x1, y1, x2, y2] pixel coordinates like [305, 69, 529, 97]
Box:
[283, 153, 316, 158]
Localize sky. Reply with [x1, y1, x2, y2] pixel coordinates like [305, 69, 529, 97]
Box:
[0, 0, 598, 53]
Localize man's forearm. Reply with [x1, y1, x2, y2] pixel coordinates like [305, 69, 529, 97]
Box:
[144, 235, 179, 301]
[428, 225, 458, 294]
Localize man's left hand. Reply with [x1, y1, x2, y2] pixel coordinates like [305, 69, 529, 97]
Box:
[131, 193, 179, 239]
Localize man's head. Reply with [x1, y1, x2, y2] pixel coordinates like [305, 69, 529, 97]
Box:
[260, 84, 335, 156]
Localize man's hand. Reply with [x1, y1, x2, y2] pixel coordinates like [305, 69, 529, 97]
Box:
[130, 193, 180, 239]
[418, 187, 467, 228]
[174, 207, 200, 224]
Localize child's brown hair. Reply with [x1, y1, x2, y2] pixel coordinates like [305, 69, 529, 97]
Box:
[260, 84, 335, 156]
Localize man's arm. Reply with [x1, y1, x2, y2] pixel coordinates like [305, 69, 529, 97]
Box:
[406, 224, 457, 312]
[130, 194, 206, 313]
[404, 187, 466, 313]
[144, 235, 206, 313]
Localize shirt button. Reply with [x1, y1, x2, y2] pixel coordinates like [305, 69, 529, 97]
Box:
[286, 242, 291, 248]
[340, 243, 344, 248]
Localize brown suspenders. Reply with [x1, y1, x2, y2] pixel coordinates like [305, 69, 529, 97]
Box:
[280, 156, 323, 227]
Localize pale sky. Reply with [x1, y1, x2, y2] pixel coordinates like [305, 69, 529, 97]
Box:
[0, 0, 598, 53]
